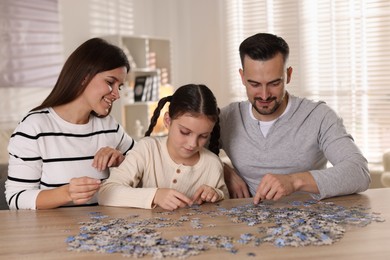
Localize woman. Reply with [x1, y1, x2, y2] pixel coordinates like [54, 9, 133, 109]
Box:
[6, 38, 135, 210]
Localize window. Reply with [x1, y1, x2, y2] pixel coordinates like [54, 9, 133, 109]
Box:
[223, 0, 390, 163]
[89, 0, 134, 36]
[0, 0, 63, 88]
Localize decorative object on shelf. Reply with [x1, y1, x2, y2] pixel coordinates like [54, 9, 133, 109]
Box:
[121, 82, 134, 104]
[133, 120, 144, 141]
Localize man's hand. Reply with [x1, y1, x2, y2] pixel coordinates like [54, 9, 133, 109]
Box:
[253, 171, 319, 204]
[253, 174, 294, 204]
[224, 164, 250, 198]
[153, 188, 193, 211]
[92, 146, 125, 171]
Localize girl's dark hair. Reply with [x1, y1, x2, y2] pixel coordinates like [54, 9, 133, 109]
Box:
[145, 84, 220, 155]
[32, 38, 130, 117]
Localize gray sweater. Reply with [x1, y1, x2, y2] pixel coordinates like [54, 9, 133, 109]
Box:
[219, 95, 370, 199]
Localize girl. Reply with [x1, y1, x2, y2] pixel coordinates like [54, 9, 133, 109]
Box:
[6, 38, 135, 210]
[98, 84, 229, 210]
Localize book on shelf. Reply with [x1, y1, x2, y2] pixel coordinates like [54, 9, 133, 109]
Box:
[133, 75, 160, 102]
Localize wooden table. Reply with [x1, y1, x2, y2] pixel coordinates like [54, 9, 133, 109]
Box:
[0, 188, 389, 260]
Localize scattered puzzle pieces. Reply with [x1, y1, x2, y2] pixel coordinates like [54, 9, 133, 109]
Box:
[66, 200, 385, 258]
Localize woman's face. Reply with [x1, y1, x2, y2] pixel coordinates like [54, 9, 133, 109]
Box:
[82, 66, 127, 116]
[164, 112, 215, 165]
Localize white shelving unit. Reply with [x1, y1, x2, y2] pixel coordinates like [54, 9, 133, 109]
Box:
[103, 35, 172, 139]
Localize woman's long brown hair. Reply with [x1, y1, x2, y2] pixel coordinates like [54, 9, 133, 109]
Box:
[32, 38, 130, 118]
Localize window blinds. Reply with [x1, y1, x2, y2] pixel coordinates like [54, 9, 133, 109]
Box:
[0, 0, 63, 88]
[89, 0, 134, 36]
[224, 0, 390, 163]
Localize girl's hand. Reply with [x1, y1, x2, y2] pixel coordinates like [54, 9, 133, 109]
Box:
[192, 185, 220, 205]
[92, 146, 125, 171]
[153, 188, 193, 211]
[67, 176, 101, 204]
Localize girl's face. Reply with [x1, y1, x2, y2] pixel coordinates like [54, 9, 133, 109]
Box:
[164, 112, 215, 165]
[82, 66, 127, 116]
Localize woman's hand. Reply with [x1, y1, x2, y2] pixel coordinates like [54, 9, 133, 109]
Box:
[36, 176, 101, 209]
[93, 146, 125, 171]
[153, 188, 193, 211]
[192, 185, 220, 205]
[67, 176, 101, 205]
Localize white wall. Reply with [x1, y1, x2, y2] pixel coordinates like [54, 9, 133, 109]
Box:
[60, 0, 228, 105]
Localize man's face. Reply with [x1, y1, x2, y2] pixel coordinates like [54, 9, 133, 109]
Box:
[239, 53, 292, 121]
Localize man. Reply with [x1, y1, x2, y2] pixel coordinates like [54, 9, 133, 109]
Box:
[220, 33, 370, 204]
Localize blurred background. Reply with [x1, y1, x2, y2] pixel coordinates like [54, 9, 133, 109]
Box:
[1, 0, 389, 187]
